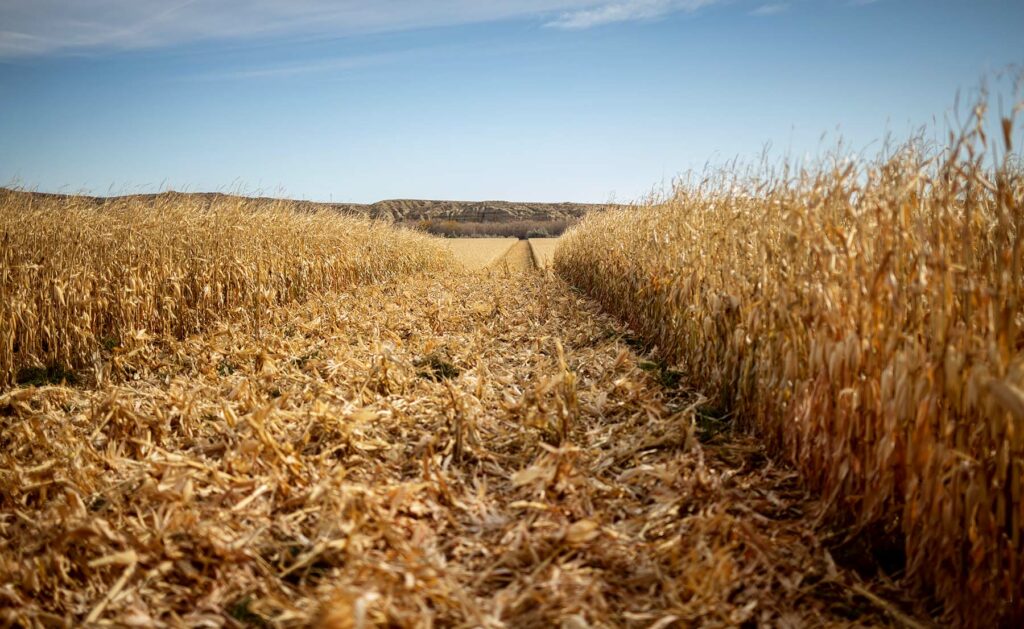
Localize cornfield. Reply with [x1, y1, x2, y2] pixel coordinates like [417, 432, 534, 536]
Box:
[442, 237, 518, 270]
[0, 245, 907, 626]
[528, 238, 561, 269]
[555, 108, 1024, 625]
[0, 190, 451, 388]
[4, 97, 1021, 628]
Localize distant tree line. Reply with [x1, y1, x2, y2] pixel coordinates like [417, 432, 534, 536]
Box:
[407, 218, 576, 238]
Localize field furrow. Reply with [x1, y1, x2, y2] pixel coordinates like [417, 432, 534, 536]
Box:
[444, 238, 518, 270]
[491, 240, 535, 272]
[0, 269, 907, 627]
[528, 237, 560, 269]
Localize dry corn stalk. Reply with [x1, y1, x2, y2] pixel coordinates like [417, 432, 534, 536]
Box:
[0, 190, 452, 388]
[555, 101, 1024, 626]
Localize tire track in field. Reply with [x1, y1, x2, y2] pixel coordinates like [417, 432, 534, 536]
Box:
[491, 240, 535, 272]
[0, 264, 916, 627]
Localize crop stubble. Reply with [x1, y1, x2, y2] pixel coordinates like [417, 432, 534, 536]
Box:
[443, 238, 518, 271]
[528, 238, 561, 269]
[0, 265, 908, 626]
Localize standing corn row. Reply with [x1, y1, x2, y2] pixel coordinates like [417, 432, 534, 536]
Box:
[0, 190, 452, 388]
[555, 120, 1023, 625]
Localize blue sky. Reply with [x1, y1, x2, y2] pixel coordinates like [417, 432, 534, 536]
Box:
[0, 0, 1021, 203]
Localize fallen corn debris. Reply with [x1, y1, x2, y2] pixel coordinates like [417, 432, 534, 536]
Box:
[0, 266, 924, 627]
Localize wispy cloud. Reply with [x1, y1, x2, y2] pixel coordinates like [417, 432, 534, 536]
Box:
[749, 3, 791, 17]
[0, 0, 800, 59]
[0, 1, 611, 59]
[186, 51, 410, 82]
[545, 0, 723, 29]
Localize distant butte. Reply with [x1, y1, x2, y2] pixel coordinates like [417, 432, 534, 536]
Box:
[0, 188, 618, 224]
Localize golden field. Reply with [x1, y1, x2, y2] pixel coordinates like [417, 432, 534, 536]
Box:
[491, 240, 535, 272]
[528, 238, 561, 269]
[0, 189, 925, 627]
[3, 267, 912, 626]
[3, 105, 1021, 627]
[444, 238, 539, 272]
[0, 190, 451, 389]
[556, 112, 1024, 625]
[442, 238, 517, 270]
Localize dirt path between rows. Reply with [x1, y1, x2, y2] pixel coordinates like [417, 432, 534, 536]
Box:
[492, 240, 535, 273]
[0, 267, 913, 627]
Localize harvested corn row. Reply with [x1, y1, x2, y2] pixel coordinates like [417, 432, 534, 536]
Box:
[528, 238, 561, 269]
[443, 237, 518, 270]
[0, 270, 917, 626]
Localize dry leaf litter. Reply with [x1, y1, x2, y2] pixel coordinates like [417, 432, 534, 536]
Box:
[0, 258, 923, 627]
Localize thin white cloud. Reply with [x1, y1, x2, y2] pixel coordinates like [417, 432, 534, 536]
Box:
[0, 1, 611, 59]
[749, 3, 791, 16]
[545, 0, 723, 29]
[187, 52, 408, 82]
[180, 38, 566, 82]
